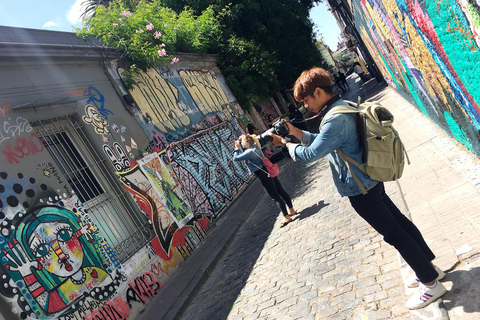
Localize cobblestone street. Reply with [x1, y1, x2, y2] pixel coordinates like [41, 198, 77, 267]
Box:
[178, 154, 410, 320]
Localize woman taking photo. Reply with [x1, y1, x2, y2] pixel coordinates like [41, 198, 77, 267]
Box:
[233, 134, 297, 227]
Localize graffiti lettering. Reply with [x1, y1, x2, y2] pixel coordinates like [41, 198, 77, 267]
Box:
[59, 299, 105, 320]
[3, 116, 32, 138]
[69, 86, 113, 119]
[84, 297, 130, 320]
[125, 272, 162, 307]
[2, 133, 44, 164]
[179, 70, 229, 115]
[168, 124, 250, 216]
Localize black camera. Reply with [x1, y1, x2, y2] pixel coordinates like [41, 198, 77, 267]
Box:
[258, 119, 289, 146]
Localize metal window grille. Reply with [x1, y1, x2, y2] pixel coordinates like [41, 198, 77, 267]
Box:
[32, 114, 154, 262]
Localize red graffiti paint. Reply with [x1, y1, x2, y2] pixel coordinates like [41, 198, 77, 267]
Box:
[0, 101, 12, 116]
[2, 133, 44, 164]
[83, 297, 130, 320]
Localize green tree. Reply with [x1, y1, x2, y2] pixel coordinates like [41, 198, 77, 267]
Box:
[161, 0, 325, 89]
[80, 0, 325, 109]
[78, 0, 222, 87]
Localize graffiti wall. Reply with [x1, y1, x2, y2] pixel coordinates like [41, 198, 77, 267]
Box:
[1, 26, 253, 320]
[117, 60, 252, 220]
[352, 0, 480, 154]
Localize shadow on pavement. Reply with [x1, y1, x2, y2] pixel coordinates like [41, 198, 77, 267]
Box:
[295, 200, 328, 221]
[441, 256, 480, 315]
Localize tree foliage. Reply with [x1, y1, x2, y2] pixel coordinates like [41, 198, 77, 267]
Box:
[80, 0, 325, 108]
[78, 0, 222, 86]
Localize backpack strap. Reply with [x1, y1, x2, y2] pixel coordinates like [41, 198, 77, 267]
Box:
[320, 104, 359, 128]
[335, 150, 368, 195]
[250, 150, 271, 177]
[319, 99, 368, 195]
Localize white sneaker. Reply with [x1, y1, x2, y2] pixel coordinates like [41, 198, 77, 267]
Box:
[406, 281, 447, 310]
[407, 265, 445, 288]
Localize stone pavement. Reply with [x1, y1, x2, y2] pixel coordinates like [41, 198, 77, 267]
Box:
[137, 75, 480, 320]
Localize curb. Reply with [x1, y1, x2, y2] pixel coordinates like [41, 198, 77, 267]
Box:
[386, 178, 449, 320]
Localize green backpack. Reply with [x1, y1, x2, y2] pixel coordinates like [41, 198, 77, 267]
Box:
[320, 98, 410, 194]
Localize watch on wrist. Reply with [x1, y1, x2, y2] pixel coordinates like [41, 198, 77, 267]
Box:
[282, 141, 288, 148]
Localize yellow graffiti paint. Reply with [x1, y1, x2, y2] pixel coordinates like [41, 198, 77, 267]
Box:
[119, 68, 191, 132]
[178, 70, 229, 115]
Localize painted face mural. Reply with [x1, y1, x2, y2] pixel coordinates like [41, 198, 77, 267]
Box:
[29, 220, 84, 278]
[1, 205, 120, 318]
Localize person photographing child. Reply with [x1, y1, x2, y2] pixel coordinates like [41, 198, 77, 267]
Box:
[268, 67, 446, 309]
[233, 134, 298, 227]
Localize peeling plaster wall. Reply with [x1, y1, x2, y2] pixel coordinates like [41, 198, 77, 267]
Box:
[352, 0, 480, 155]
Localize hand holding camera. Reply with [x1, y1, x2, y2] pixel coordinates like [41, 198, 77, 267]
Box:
[234, 139, 241, 149]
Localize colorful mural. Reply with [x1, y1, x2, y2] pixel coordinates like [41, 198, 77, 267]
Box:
[1, 47, 253, 319]
[0, 183, 121, 319]
[352, 0, 480, 154]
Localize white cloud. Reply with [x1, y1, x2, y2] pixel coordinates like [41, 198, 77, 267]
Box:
[42, 21, 58, 28]
[67, 0, 87, 25]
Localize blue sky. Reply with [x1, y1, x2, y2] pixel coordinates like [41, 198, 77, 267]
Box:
[0, 0, 85, 32]
[0, 0, 341, 49]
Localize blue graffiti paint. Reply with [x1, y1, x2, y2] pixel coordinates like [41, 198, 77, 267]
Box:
[86, 86, 114, 120]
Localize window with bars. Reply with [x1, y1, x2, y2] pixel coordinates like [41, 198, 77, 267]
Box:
[31, 114, 154, 262]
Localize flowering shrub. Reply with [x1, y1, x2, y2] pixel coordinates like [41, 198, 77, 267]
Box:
[78, 0, 222, 87]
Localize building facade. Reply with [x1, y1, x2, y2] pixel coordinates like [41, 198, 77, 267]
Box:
[0, 26, 253, 320]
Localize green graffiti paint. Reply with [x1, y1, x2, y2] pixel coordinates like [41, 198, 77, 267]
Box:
[426, 1, 480, 116]
[400, 66, 430, 118]
[444, 111, 474, 152]
[376, 48, 401, 88]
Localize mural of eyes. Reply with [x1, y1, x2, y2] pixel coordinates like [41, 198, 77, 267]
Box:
[57, 226, 73, 242]
[34, 240, 49, 258]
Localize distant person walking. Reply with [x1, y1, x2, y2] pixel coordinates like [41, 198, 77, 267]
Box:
[354, 62, 367, 82]
[338, 71, 349, 90]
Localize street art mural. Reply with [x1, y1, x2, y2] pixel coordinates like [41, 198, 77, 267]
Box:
[0, 56, 254, 319]
[167, 121, 251, 217]
[0, 170, 122, 319]
[117, 159, 211, 261]
[118, 66, 233, 145]
[138, 153, 193, 228]
[352, 0, 480, 154]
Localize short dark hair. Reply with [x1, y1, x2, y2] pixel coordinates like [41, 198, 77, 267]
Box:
[293, 67, 334, 101]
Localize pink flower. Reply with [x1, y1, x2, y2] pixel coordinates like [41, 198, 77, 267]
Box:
[146, 23, 154, 31]
[171, 57, 179, 65]
[136, 29, 144, 33]
[122, 11, 132, 17]
[113, 23, 118, 26]
[174, 27, 179, 31]
[119, 18, 123, 22]
[164, 23, 168, 27]
[158, 49, 167, 56]
[159, 43, 165, 47]
[154, 31, 162, 39]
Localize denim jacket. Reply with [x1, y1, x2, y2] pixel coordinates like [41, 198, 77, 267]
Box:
[233, 145, 264, 174]
[288, 99, 378, 196]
